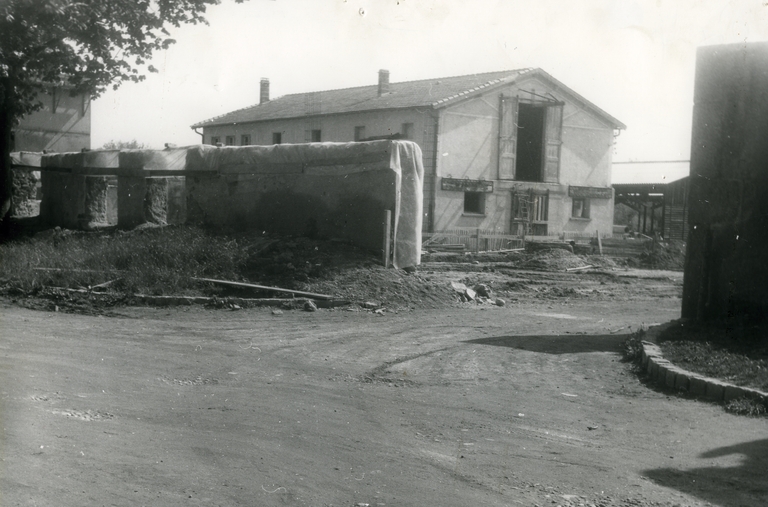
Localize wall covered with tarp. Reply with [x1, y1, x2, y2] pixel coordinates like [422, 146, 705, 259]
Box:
[185, 140, 423, 269]
[21, 140, 424, 269]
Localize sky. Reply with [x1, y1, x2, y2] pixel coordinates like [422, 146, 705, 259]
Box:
[90, 0, 768, 162]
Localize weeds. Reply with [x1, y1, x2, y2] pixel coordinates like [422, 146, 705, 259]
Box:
[658, 324, 768, 392]
[725, 397, 768, 417]
[622, 328, 647, 364]
[0, 226, 249, 296]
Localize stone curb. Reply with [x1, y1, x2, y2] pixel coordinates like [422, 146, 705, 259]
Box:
[641, 320, 768, 404]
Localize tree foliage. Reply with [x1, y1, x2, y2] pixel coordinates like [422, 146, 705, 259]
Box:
[101, 139, 150, 150]
[0, 0, 245, 225]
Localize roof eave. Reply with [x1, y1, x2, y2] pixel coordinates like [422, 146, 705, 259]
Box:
[190, 104, 439, 130]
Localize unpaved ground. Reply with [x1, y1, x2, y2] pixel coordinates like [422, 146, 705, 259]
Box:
[1, 271, 766, 507]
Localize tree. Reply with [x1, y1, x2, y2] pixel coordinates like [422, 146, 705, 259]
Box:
[0, 0, 245, 228]
[101, 139, 150, 150]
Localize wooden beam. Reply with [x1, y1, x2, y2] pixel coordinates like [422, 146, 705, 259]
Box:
[192, 277, 334, 300]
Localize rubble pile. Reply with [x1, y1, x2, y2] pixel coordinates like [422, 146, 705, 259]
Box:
[625, 240, 686, 270]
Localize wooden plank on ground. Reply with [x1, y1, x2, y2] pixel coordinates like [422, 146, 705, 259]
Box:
[192, 277, 334, 300]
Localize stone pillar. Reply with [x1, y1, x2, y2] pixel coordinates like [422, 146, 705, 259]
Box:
[682, 42, 768, 322]
[82, 176, 109, 228]
[117, 176, 186, 229]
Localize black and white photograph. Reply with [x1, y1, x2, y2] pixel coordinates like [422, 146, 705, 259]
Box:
[1, 1, 767, 505]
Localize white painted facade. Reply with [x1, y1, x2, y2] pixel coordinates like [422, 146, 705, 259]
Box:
[198, 71, 621, 237]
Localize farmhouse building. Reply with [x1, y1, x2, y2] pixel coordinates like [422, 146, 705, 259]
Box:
[192, 69, 624, 237]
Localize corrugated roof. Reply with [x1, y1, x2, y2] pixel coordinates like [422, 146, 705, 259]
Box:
[191, 68, 625, 129]
[612, 161, 689, 185]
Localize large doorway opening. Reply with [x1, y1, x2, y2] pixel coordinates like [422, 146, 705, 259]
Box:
[516, 103, 545, 182]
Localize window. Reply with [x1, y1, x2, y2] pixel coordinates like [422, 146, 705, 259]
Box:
[210, 136, 220, 145]
[304, 129, 321, 143]
[272, 132, 282, 144]
[464, 192, 485, 214]
[401, 122, 414, 140]
[354, 126, 366, 141]
[513, 191, 549, 222]
[241, 134, 251, 146]
[498, 97, 563, 182]
[572, 198, 590, 219]
[225, 135, 235, 146]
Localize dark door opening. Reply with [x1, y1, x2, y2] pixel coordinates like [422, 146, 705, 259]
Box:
[516, 103, 545, 182]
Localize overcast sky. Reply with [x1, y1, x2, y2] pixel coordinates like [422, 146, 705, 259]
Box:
[90, 0, 768, 161]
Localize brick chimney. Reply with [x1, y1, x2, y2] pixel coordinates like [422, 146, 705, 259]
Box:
[378, 69, 389, 96]
[260, 78, 270, 104]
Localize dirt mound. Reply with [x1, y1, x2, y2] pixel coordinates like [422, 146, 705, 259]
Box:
[625, 240, 686, 270]
[519, 248, 586, 271]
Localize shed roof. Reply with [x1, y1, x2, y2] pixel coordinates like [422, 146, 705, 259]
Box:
[612, 160, 689, 185]
[192, 68, 625, 129]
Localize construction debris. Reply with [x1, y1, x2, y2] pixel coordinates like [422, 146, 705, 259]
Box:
[192, 277, 333, 300]
[565, 265, 594, 272]
[473, 283, 491, 297]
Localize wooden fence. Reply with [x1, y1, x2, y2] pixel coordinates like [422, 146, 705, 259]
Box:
[423, 228, 524, 253]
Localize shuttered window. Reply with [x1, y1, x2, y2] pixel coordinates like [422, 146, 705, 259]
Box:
[542, 104, 563, 183]
[498, 95, 518, 180]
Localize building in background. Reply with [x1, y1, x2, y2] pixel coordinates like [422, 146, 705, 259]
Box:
[10, 86, 92, 217]
[612, 160, 689, 240]
[13, 86, 91, 152]
[192, 69, 624, 237]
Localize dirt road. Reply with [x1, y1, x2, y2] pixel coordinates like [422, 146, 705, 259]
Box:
[1, 290, 766, 506]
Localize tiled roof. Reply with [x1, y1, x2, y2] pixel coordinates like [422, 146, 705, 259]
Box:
[192, 68, 626, 130]
[192, 69, 535, 128]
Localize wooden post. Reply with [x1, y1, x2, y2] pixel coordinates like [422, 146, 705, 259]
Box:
[475, 228, 481, 254]
[596, 229, 603, 256]
[382, 209, 391, 268]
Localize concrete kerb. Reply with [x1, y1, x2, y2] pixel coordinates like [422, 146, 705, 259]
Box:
[641, 320, 768, 405]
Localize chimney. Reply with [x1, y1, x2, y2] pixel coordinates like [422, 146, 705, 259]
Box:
[260, 78, 270, 104]
[378, 69, 389, 96]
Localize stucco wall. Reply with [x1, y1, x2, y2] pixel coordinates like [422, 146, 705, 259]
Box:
[203, 109, 431, 148]
[433, 75, 616, 236]
[560, 110, 614, 187]
[437, 98, 498, 181]
[14, 90, 91, 153]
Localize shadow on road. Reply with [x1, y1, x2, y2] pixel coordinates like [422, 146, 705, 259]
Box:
[642, 438, 768, 506]
[465, 334, 626, 354]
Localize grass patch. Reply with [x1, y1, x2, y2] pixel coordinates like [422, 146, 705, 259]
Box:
[0, 225, 385, 306]
[0, 226, 250, 296]
[657, 321, 768, 392]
